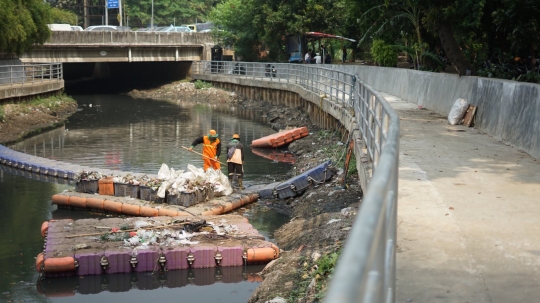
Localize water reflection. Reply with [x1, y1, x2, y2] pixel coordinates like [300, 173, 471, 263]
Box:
[0, 94, 293, 302]
[8, 95, 293, 180]
[37, 265, 265, 297]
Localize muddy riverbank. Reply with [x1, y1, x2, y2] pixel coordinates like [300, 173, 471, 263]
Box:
[0, 94, 77, 145]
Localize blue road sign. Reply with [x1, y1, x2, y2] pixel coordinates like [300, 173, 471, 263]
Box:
[107, 0, 118, 8]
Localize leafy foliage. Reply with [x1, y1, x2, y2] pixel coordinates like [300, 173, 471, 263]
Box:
[49, 7, 77, 24]
[0, 0, 51, 55]
[210, 0, 348, 61]
[194, 80, 212, 89]
[371, 40, 397, 67]
[289, 250, 341, 302]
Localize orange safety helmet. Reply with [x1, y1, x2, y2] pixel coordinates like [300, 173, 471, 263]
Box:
[208, 129, 218, 138]
[232, 134, 240, 139]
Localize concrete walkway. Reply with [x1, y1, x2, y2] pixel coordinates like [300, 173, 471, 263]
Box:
[385, 93, 540, 303]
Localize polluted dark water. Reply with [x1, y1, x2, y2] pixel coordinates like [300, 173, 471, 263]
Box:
[0, 94, 293, 302]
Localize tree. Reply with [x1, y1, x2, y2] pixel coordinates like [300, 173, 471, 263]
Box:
[423, 0, 487, 75]
[210, 0, 347, 61]
[0, 0, 51, 55]
[492, 0, 540, 72]
[50, 7, 77, 25]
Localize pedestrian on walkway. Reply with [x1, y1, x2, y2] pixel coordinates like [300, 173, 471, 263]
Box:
[188, 129, 221, 171]
[314, 53, 322, 64]
[342, 46, 347, 63]
[305, 49, 312, 64]
[226, 133, 245, 189]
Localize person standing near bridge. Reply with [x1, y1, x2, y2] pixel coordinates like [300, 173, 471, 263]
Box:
[188, 129, 221, 171]
[226, 133, 245, 190]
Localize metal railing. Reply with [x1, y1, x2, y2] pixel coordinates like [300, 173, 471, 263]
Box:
[192, 60, 400, 302]
[0, 63, 63, 86]
[193, 61, 355, 107]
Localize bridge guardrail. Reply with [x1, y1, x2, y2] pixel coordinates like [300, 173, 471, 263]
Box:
[192, 60, 400, 302]
[0, 63, 63, 86]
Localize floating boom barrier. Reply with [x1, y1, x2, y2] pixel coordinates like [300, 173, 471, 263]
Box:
[51, 192, 260, 217]
[37, 215, 280, 277]
[250, 126, 309, 148]
[258, 160, 334, 199]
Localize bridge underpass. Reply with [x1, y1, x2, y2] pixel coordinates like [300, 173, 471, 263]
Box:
[18, 31, 217, 93]
[62, 61, 193, 93]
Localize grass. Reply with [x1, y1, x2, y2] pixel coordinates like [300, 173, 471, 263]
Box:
[318, 130, 358, 176]
[289, 249, 341, 302]
[1, 94, 76, 121]
[194, 80, 212, 89]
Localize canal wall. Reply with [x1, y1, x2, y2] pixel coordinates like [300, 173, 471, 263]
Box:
[191, 74, 367, 189]
[192, 74, 357, 133]
[0, 59, 65, 103]
[332, 65, 540, 159]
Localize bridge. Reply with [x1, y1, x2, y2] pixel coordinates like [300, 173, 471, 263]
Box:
[191, 61, 540, 302]
[19, 31, 217, 63]
[17, 31, 219, 82]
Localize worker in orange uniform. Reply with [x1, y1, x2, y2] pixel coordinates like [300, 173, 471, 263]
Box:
[188, 129, 221, 171]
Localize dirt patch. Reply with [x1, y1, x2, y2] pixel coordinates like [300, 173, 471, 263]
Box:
[0, 95, 78, 145]
[129, 80, 364, 302]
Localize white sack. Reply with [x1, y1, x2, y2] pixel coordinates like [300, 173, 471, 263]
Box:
[157, 163, 170, 179]
[448, 98, 469, 125]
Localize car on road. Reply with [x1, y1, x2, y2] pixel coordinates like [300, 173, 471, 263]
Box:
[85, 25, 131, 32]
[71, 26, 83, 31]
[158, 26, 193, 33]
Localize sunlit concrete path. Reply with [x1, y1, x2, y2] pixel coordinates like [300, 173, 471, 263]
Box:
[386, 93, 540, 303]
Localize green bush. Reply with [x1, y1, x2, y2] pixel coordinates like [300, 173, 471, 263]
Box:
[371, 40, 397, 67]
[194, 80, 212, 89]
[0, 105, 4, 121]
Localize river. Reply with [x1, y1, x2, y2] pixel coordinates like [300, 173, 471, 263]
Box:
[0, 94, 292, 302]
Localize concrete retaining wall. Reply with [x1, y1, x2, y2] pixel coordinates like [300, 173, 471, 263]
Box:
[331, 65, 540, 159]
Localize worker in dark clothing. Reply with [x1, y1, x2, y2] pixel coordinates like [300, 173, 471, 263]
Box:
[226, 133, 244, 189]
[188, 129, 221, 171]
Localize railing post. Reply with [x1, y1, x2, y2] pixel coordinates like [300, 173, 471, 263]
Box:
[350, 75, 356, 108]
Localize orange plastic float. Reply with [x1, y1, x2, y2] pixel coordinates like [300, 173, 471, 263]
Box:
[103, 200, 122, 213]
[52, 194, 69, 206]
[68, 196, 86, 208]
[246, 244, 280, 263]
[41, 221, 49, 237]
[121, 203, 140, 216]
[51, 192, 258, 217]
[139, 206, 158, 217]
[36, 252, 44, 272]
[250, 126, 309, 148]
[86, 197, 105, 209]
[251, 148, 296, 164]
[44, 257, 76, 272]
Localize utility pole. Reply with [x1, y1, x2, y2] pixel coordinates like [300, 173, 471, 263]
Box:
[84, 0, 89, 28]
[105, 0, 108, 25]
[151, 0, 154, 28]
[119, 0, 122, 26]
